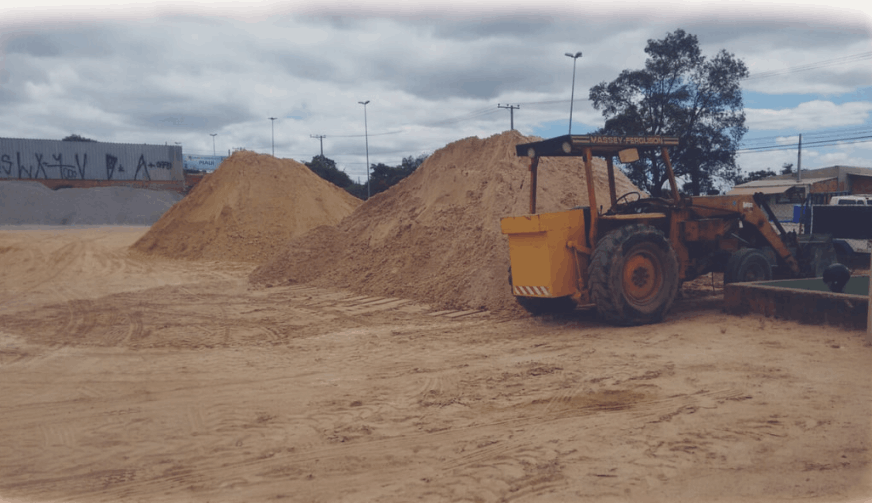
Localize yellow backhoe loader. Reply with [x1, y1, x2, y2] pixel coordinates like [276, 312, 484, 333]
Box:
[501, 135, 836, 325]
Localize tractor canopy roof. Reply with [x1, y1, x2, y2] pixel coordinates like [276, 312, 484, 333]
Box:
[515, 134, 679, 158]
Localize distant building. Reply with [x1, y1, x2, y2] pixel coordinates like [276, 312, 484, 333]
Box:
[728, 165, 872, 221]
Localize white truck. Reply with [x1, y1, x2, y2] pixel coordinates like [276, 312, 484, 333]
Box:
[827, 195, 872, 255]
[829, 195, 872, 206]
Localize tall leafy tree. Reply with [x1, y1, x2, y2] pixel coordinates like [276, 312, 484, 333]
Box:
[305, 153, 428, 200]
[62, 134, 95, 142]
[589, 29, 749, 196]
[305, 155, 353, 188]
[732, 169, 776, 186]
[369, 154, 429, 197]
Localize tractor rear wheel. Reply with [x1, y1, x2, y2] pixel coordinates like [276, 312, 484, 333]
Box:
[724, 248, 772, 284]
[589, 224, 679, 325]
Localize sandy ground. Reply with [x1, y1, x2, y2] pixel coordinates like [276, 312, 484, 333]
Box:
[1, 226, 871, 503]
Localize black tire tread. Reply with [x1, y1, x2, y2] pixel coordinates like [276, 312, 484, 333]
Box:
[589, 224, 679, 325]
[724, 248, 772, 284]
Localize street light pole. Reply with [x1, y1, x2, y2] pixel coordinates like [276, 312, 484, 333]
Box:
[210, 133, 217, 156]
[269, 117, 277, 156]
[358, 100, 371, 199]
[565, 51, 583, 135]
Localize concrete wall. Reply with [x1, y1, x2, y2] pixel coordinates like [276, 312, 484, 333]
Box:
[848, 175, 872, 194]
[810, 178, 842, 193]
[725, 280, 867, 330]
[0, 138, 183, 182]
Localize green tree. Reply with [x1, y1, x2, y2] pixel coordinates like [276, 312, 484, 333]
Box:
[589, 29, 749, 197]
[345, 181, 369, 200]
[305, 155, 353, 188]
[780, 162, 794, 175]
[732, 169, 776, 186]
[62, 134, 95, 142]
[400, 154, 429, 173]
[368, 154, 429, 197]
[306, 153, 427, 200]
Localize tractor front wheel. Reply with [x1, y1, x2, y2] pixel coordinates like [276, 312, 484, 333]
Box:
[589, 224, 680, 325]
[724, 248, 772, 284]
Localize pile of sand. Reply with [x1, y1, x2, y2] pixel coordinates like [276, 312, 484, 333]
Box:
[0, 181, 183, 226]
[131, 151, 362, 263]
[251, 130, 640, 312]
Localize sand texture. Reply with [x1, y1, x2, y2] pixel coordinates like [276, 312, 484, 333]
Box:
[131, 151, 362, 263]
[251, 130, 640, 311]
[0, 226, 869, 503]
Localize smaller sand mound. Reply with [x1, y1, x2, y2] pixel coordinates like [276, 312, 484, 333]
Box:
[251, 131, 642, 312]
[132, 151, 361, 263]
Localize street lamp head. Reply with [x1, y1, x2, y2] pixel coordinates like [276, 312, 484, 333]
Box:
[359, 100, 370, 106]
[565, 51, 583, 59]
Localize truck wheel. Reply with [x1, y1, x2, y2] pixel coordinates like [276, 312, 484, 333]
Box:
[589, 224, 679, 325]
[508, 267, 576, 315]
[724, 248, 771, 284]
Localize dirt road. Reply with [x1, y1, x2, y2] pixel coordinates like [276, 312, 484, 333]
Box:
[1, 227, 870, 503]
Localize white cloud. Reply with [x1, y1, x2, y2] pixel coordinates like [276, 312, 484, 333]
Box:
[747, 101, 872, 131]
[0, 2, 869, 181]
[738, 137, 872, 174]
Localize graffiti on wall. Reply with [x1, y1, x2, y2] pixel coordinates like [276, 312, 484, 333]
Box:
[0, 139, 181, 182]
[1, 152, 174, 181]
[103, 155, 173, 181]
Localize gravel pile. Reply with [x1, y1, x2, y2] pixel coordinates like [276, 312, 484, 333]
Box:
[0, 181, 183, 225]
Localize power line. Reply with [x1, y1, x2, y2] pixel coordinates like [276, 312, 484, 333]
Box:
[737, 135, 872, 154]
[422, 106, 501, 127]
[300, 52, 872, 140]
[194, 53, 872, 154]
[746, 51, 872, 80]
[740, 126, 872, 146]
[328, 130, 404, 138]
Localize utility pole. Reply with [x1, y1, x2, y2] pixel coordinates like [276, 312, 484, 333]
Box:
[797, 133, 802, 183]
[310, 134, 326, 157]
[497, 104, 520, 131]
[359, 100, 371, 199]
[268, 117, 277, 156]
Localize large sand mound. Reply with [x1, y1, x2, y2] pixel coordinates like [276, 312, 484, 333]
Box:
[251, 130, 640, 311]
[131, 151, 362, 263]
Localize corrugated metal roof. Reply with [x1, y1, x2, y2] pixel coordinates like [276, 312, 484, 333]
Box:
[726, 176, 835, 196]
[728, 185, 799, 195]
[732, 177, 832, 188]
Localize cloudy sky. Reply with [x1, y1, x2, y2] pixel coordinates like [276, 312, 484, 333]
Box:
[1, 0, 870, 186]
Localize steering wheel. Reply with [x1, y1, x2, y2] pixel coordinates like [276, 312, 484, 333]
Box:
[614, 191, 641, 207]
